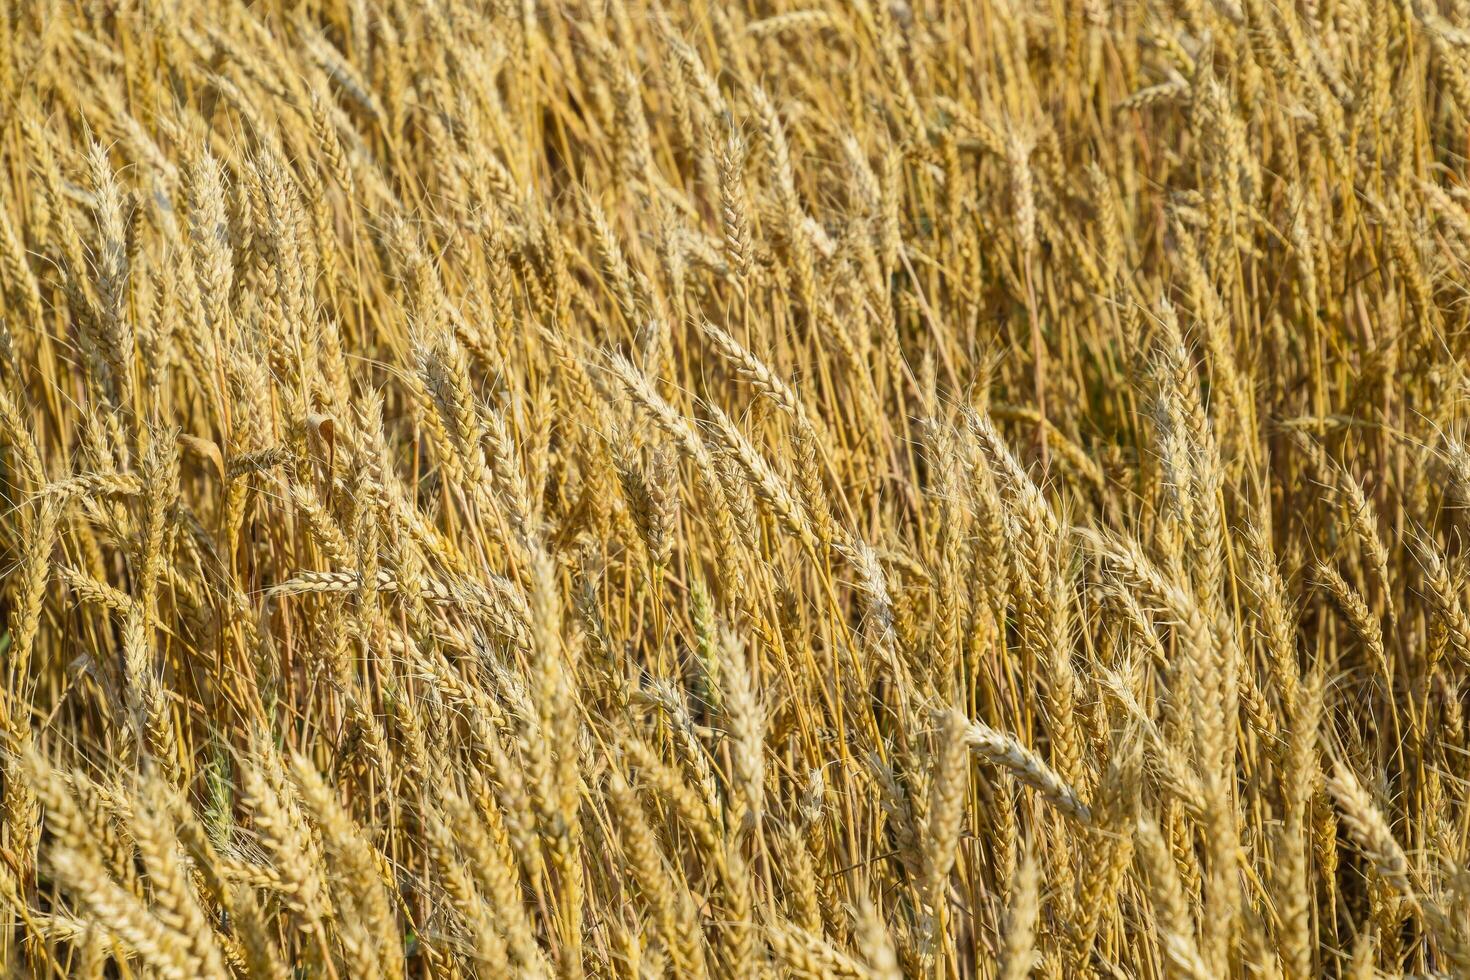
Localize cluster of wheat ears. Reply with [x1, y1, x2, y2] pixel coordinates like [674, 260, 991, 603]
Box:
[2, 0, 1470, 976]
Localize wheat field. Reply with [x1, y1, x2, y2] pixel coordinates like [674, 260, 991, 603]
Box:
[0, 0, 1468, 976]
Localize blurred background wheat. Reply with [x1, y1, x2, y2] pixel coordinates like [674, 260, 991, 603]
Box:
[0, 0, 1468, 976]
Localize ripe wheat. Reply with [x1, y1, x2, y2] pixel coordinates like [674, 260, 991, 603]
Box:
[0, 0, 1468, 977]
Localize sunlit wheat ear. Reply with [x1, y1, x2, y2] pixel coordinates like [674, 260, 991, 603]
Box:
[606, 768, 710, 979]
[424, 811, 512, 974]
[1136, 816, 1212, 980]
[957, 716, 1090, 824]
[291, 757, 405, 979]
[125, 777, 231, 978]
[997, 839, 1040, 980]
[48, 845, 203, 980]
[919, 709, 970, 953]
